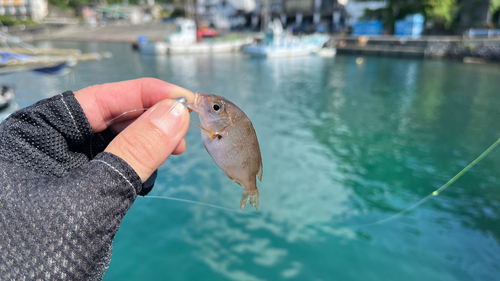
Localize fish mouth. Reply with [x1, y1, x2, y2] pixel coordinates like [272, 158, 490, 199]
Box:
[186, 92, 207, 113]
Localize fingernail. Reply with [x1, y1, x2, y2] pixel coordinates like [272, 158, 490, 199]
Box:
[174, 86, 196, 103]
[149, 101, 187, 137]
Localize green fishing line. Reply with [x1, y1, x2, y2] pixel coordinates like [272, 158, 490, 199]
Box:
[140, 137, 500, 227]
[363, 136, 500, 226]
[431, 137, 500, 196]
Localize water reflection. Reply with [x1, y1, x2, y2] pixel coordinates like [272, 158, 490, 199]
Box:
[4, 41, 500, 280]
[150, 54, 499, 280]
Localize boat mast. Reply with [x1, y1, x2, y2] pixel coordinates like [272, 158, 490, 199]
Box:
[261, 0, 270, 32]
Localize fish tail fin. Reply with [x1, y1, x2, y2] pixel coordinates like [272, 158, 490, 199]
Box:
[240, 189, 259, 210]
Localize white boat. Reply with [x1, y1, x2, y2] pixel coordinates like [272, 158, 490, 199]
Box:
[138, 41, 169, 55]
[165, 18, 197, 46]
[139, 18, 253, 55]
[139, 18, 196, 55]
[243, 19, 329, 58]
[168, 37, 254, 54]
[317, 47, 337, 57]
[244, 42, 324, 58]
[139, 37, 253, 55]
[316, 40, 337, 57]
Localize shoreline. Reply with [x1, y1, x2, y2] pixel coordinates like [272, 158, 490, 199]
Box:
[18, 23, 176, 43]
[9, 23, 500, 62]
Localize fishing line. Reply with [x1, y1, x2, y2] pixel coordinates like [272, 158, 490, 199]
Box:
[95, 105, 500, 228]
[140, 137, 500, 227]
[140, 195, 258, 216]
[93, 97, 191, 134]
[354, 136, 500, 227]
[92, 105, 255, 215]
[90, 97, 191, 157]
[91, 99, 248, 215]
[101, 108, 150, 129]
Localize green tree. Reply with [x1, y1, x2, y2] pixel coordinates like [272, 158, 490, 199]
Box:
[424, 0, 457, 27]
[362, 0, 458, 31]
[49, 0, 92, 9]
[492, 0, 500, 11]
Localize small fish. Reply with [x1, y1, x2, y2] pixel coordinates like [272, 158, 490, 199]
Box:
[186, 93, 263, 210]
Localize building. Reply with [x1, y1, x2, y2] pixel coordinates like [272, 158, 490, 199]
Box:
[197, 0, 256, 29]
[458, 0, 490, 28]
[0, 0, 48, 22]
[97, 4, 142, 25]
[344, 0, 386, 26]
[258, 0, 345, 33]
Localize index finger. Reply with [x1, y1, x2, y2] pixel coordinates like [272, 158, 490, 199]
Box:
[74, 78, 195, 132]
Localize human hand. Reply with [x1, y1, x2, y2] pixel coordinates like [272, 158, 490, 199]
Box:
[75, 78, 195, 182]
[0, 78, 196, 280]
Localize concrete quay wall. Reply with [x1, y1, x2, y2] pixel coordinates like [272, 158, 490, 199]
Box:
[335, 36, 500, 62]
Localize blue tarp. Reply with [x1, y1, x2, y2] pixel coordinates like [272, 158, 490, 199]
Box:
[353, 21, 383, 36]
[395, 14, 424, 38]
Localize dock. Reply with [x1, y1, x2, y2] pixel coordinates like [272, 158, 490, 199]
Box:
[334, 35, 500, 61]
[23, 23, 176, 43]
[0, 48, 82, 56]
[336, 44, 426, 58]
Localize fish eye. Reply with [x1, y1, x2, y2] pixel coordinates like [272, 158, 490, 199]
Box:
[211, 101, 224, 114]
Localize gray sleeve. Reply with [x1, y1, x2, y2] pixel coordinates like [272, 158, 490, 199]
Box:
[0, 92, 149, 280]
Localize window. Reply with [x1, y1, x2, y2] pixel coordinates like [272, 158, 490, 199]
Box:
[285, 0, 313, 12]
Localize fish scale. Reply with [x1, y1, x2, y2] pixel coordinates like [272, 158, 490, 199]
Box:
[187, 93, 263, 210]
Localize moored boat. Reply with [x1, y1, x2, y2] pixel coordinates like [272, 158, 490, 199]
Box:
[0, 52, 76, 75]
[316, 39, 337, 57]
[243, 19, 329, 58]
[316, 47, 337, 57]
[0, 32, 112, 74]
[138, 18, 253, 55]
[244, 42, 324, 58]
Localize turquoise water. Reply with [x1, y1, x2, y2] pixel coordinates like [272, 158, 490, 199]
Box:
[4, 41, 500, 280]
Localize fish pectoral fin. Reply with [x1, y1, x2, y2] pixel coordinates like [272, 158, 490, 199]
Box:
[191, 121, 218, 139]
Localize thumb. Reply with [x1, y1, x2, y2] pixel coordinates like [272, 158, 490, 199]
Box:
[104, 100, 189, 182]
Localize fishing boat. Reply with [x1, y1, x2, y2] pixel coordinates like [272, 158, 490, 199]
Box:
[243, 19, 329, 58]
[138, 18, 253, 55]
[317, 47, 337, 57]
[0, 52, 75, 75]
[0, 34, 72, 75]
[166, 18, 198, 46]
[316, 39, 337, 57]
[0, 32, 112, 75]
[167, 37, 253, 54]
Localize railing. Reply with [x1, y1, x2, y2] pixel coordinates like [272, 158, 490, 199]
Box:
[466, 29, 500, 38]
[41, 18, 80, 24]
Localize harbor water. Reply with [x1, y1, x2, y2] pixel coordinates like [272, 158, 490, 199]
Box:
[4, 41, 500, 281]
